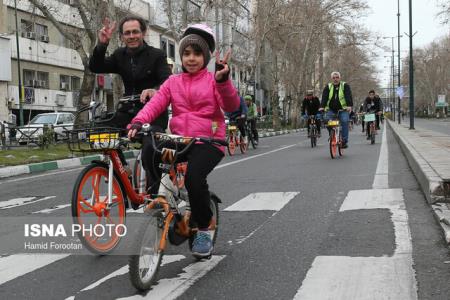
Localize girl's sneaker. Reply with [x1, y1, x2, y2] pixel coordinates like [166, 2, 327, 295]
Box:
[191, 230, 213, 258]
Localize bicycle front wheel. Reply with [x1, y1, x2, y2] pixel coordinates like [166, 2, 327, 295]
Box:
[370, 125, 376, 145]
[310, 126, 317, 148]
[239, 135, 248, 154]
[71, 163, 126, 255]
[329, 130, 337, 159]
[129, 211, 164, 291]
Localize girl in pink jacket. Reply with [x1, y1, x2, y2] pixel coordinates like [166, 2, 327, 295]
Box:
[128, 24, 239, 258]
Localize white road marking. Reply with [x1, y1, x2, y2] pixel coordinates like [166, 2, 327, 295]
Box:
[117, 255, 225, 300]
[373, 123, 388, 189]
[295, 123, 418, 300]
[296, 189, 417, 299]
[0, 196, 56, 210]
[0, 254, 70, 285]
[224, 192, 299, 211]
[32, 203, 71, 214]
[64, 255, 186, 300]
[215, 144, 298, 169]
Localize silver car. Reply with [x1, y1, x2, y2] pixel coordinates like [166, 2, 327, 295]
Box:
[16, 112, 75, 144]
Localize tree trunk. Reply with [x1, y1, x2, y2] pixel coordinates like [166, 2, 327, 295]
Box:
[75, 72, 95, 125]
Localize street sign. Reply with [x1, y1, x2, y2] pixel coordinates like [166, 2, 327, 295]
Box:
[396, 86, 404, 99]
[436, 95, 447, 107]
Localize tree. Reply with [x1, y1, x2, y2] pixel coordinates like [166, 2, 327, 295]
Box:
[28, 0, 138, 123]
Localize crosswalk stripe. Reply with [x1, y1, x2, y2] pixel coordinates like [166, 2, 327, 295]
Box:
[295, 188, 417, 299]
[64, 255, 186, 300]
[224, 192, 299, 211]
[0, 254, 70, 285]
[116, 255, 225, 300]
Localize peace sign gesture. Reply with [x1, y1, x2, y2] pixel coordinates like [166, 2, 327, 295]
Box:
[98, 18, 117, 45]
[215, 49, 232, 82]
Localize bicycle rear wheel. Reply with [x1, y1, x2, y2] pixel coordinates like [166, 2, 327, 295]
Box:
[247, 124, 257, 149]
[329, 130, 337, 159]
[227, 134, 236, 156]
[71, 163, 126, 255]
[129, 211, 164, 291]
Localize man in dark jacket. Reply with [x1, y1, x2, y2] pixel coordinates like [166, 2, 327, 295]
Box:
[320, 71, 353, 148]
[302, 90, 321, 136]
[363, 90, 383, 132]
[89, 16, 171, 130]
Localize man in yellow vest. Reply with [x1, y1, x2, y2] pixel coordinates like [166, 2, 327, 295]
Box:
[319, 71, 353, 148]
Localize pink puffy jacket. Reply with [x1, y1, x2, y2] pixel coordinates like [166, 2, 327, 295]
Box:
[131, 68, 240, 151]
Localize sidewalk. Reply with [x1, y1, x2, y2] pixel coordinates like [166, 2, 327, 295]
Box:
[0, 128, 301, 179]
[388, 120, 450, 242]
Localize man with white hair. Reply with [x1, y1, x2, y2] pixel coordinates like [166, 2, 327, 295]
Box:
[320, 71, 353, 148]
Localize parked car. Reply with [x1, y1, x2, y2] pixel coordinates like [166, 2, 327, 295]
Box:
[16, 112, 75, 144]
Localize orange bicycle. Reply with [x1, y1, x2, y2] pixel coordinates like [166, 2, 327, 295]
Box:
[326, 111, 344, 159]
[226, 118, 247, 155]
[127, 125, 225, 290]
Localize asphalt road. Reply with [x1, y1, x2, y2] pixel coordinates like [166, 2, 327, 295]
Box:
[0, 124, 449, 300]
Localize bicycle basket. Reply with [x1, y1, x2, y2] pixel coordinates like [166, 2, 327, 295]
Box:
[364, 113, 376, 122]
[328, 120, 340, 126]
[228, 125, 237, 131]
[67, 127, 124, 152]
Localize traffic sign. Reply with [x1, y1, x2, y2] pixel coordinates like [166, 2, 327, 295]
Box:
[396, 86, 404, 99]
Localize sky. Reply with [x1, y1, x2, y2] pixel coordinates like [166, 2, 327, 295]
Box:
[363, 0, 449, 88]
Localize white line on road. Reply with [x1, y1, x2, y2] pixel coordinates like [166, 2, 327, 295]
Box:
[224, 192, 299, 211]
[0, 254, 70, 285]
[64, 255, 186, 300]
[296, 189, 417, 299]
[373, 123, 388, 189]
[0, 196, 56, 210]
[32, 203, 71, 214]
[117, 255, 225, 300]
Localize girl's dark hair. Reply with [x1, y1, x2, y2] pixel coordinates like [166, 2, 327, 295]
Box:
[118, 16, 147, 35]
[182, 43, 203, 54]
[369, 89, 375, 94]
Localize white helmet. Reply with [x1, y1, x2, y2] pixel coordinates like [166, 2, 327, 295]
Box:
[182, 24, 215, 52]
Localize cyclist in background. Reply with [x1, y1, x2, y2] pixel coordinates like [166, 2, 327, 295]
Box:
[245, 95, 259, 145]
[363, 90, 383, 138]
[128, 24, 239, 258]
[319, 71, 353, 148]
[301, 90, 321, 137]
[226, 95, 249, 144]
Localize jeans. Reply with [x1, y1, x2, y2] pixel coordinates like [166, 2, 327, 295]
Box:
[326, 110, 349, 144]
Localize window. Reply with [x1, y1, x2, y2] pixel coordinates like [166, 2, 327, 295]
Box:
[20, 20, 33, 37]
[37, 71, 49, 89]
[168, 41, 175, 59]
[71, 76, 81, 91]
[60, 75, 70, 90]
[35, 23, 48, 38]
[160, 38, 168, 55]
[23, 69, 35, 87]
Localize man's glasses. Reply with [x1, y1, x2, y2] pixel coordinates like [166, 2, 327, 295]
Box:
[123, 30, 142, 37]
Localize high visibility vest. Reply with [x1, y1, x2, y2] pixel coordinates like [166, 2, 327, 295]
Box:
[326, 82, 347, 109]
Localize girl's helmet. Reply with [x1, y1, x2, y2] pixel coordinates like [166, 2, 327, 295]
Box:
[182, 24, 215, 53]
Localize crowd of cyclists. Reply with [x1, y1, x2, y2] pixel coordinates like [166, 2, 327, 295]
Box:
[86, 15, 385, 260]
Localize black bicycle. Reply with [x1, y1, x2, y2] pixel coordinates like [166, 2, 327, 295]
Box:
[245, 119, 258, 149]
[308, 115, 321, 148]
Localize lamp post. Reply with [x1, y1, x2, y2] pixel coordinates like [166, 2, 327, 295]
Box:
[397, 0, 401, 124]
[408, 0, 415, 129]
[14, 0, 24, 126]
[383, 36, 396, 121]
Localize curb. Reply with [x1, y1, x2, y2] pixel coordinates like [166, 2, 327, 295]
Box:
[0, 129, 301, 179]
[388, 120, 447, 204]
[388, 120, 450, 244]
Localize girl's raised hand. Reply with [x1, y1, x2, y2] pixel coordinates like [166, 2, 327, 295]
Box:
[215, 49, 232, 82]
